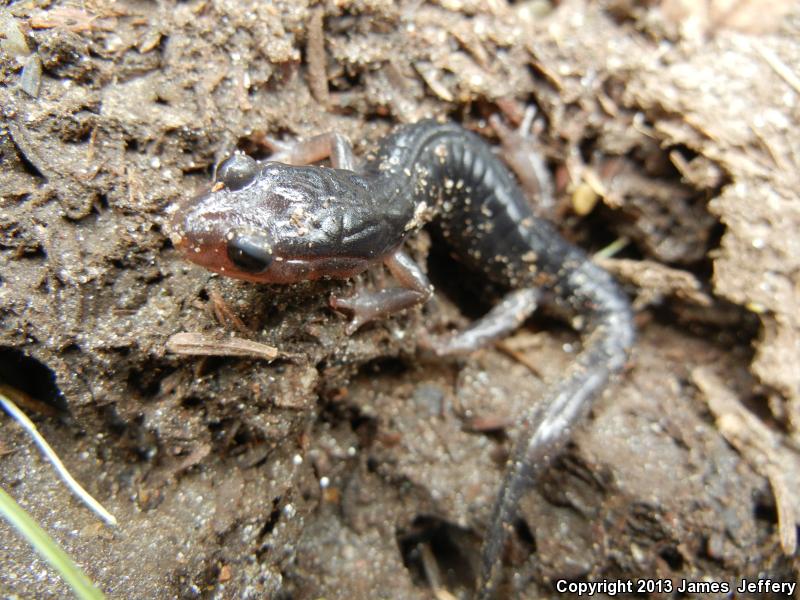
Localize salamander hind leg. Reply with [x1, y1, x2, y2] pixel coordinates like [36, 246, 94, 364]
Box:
[424, 288, 540, 355]
[330, 249, 433, 335]
[490, 108, 556, 220]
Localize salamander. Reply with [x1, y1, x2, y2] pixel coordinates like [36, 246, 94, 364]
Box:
[167, 119, 635, 598]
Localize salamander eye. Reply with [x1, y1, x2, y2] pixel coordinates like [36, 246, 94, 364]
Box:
[218, 154, 259, 191]
[227, 234, 273, 273]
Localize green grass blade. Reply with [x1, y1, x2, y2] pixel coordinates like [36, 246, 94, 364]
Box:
[0, 486, 105, 600]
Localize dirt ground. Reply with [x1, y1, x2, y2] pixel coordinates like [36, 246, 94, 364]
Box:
[1, 0, 799, 598]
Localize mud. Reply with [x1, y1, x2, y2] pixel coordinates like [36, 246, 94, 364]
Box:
[1, 0, 798, 598]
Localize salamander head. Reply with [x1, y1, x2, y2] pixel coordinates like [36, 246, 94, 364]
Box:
[167, 156, 372, 283]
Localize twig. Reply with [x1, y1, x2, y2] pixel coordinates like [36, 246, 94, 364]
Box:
[753, 41, 800, 96]
[419, 542, 458, 600]
[693, 367, 799, 555]
[495, 340, 543, 379]
[0, 389, 117, 527]
[306, 7, 330, 107]
[166, 332, 280, 361]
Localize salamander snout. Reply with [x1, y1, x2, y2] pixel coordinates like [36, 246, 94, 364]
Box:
[166, 189, 274, 279]
[167, 188, 298, 283]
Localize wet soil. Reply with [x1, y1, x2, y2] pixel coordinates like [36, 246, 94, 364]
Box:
[1, 0, 799, 598]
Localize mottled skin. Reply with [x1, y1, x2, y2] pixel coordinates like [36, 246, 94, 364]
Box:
[168, 120, 635, 598]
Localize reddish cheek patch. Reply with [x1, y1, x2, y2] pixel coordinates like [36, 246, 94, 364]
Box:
[176, 239, 229, 273]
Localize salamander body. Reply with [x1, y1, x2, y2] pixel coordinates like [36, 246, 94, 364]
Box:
[168, 120, 634, 597]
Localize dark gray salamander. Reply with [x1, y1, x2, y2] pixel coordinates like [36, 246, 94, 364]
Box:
[168, 120, 635, 598]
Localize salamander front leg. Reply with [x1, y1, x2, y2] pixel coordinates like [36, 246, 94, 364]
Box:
[425, 288, 540, 355]
[263, 132, 356, 170]
[330, 249, 433, 335]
